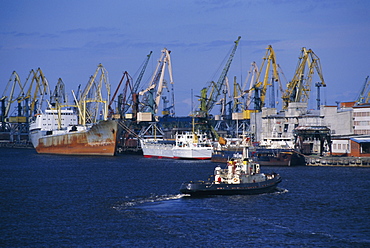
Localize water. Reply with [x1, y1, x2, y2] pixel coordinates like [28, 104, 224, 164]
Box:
[1, 148, 369, 247]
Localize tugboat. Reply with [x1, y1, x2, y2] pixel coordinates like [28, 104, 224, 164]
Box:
[180, 148, 282, 196]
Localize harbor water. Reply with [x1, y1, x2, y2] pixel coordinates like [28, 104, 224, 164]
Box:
[1, 148, 369, 247]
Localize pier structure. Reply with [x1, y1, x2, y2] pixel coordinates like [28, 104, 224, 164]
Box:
[305, 155, 370, 167]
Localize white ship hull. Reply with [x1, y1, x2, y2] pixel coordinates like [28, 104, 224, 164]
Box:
[141, 141, 174, 158]
[172, 146, 213, 159]
[140, 131, 213, 160]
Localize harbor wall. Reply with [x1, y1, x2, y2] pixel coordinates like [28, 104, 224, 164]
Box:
[305, 156, 370, 167]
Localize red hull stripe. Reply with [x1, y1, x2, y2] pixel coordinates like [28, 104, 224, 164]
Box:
[143, 155, 210, 160]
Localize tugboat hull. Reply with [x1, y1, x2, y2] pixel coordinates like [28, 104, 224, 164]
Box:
[180, 175, 282, 196]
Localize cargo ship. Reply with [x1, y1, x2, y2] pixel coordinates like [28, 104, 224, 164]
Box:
[211, 135, 252, 163]
[251, 148, 306, 166]
[140, 131, 213, 159]
[29, 109, 118, 156]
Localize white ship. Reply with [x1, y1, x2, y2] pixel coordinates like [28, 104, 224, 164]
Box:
[140, 131, 213, 159]
[29, 109, 79, 147]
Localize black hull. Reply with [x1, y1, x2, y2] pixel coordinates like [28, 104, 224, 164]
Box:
[180, 176, 282, 196]
[252, 149, 306, 166]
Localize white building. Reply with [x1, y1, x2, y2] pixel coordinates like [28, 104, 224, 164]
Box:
[353, 104, 370, 135]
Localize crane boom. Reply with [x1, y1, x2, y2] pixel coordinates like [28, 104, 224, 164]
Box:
[20, 68, 51, 116]
[138, 48, 174, 116]
[241, 62, 259, 109]
[50, 78, 66, 108]
[133, 51, 152, 94]
[282, 47, 325, 109]
[356, 76, 370, 105]
[199, 36, 241, 117]
[1, 71, 23, 118]
[78, 64, 110, 125]
[243, 45, 280, 111]
[154, 49, 173, 114]
[250, 45, 280, 111]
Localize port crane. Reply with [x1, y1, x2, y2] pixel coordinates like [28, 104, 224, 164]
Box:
[239, 61, 259, 110]
[76, 64, 110, 125]
[50, 78, 66, 109]
[15, 68, 51, 117]
[138, 48, 174, 117]
[133, 51, 153, 96]
[1, 68, 50, 142]
[355, 76, 370, 105]
[0, 71, 24, 131]
[108, 71, 133, 118]
[232, 76, 244, 113]
[248, 45, 281, 111]
[129, 51, 153, 118]
[282, 47, 325, 109]
[110, 51, 153, 119]
[197, 36, 241, 118]
[47, 78, 69, 130]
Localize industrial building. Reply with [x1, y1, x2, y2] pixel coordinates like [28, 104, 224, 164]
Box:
[251, 101, 370, 158]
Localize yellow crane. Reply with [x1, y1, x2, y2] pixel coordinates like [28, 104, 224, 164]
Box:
[20, 68, 51, 116]
[75, 63, 110, 125]
[282, 47, 325, 109]
[1, 71, 24, 121]
[1, 68, 50, 130]
[249, 45, 280, 111]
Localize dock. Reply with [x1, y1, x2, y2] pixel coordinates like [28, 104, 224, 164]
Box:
[305, 156, 370, 167]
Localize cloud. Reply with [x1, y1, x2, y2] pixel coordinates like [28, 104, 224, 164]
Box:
[195, 0, 245, 11]
[249, 39, 281, 46]
[61, 27, 118, 35]
[50, 40, 130, 52]
[14, 32, 40, 37]
[40, 33, 59, 39]
[50, 46, 82, 52]
[0, 31, 58, 39]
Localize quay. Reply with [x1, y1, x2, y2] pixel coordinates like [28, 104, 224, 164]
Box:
[0, 141, 33, 149]
[305, 155, 370, 167]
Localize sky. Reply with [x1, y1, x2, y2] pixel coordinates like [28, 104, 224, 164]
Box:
[1, 0, 369, 117]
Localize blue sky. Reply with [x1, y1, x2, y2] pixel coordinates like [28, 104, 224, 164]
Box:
[1, 0, 369, 116]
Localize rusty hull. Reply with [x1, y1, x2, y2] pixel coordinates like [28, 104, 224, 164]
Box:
[36, 120, 118, 156]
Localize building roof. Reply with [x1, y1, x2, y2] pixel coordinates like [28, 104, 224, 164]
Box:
[350, 137, 370, 143]
[340, 102, 355, 108]
[353, 104, 370, 109]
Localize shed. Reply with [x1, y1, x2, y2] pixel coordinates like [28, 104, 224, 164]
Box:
[350, 137, 370, 157]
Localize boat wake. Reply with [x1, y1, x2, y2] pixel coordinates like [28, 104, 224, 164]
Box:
[112, 194, 184, 211]
[274, 187, 289, 194]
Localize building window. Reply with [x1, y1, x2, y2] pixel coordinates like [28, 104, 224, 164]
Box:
[362, 143, 370, 154]
[284, 124, 289, 132]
